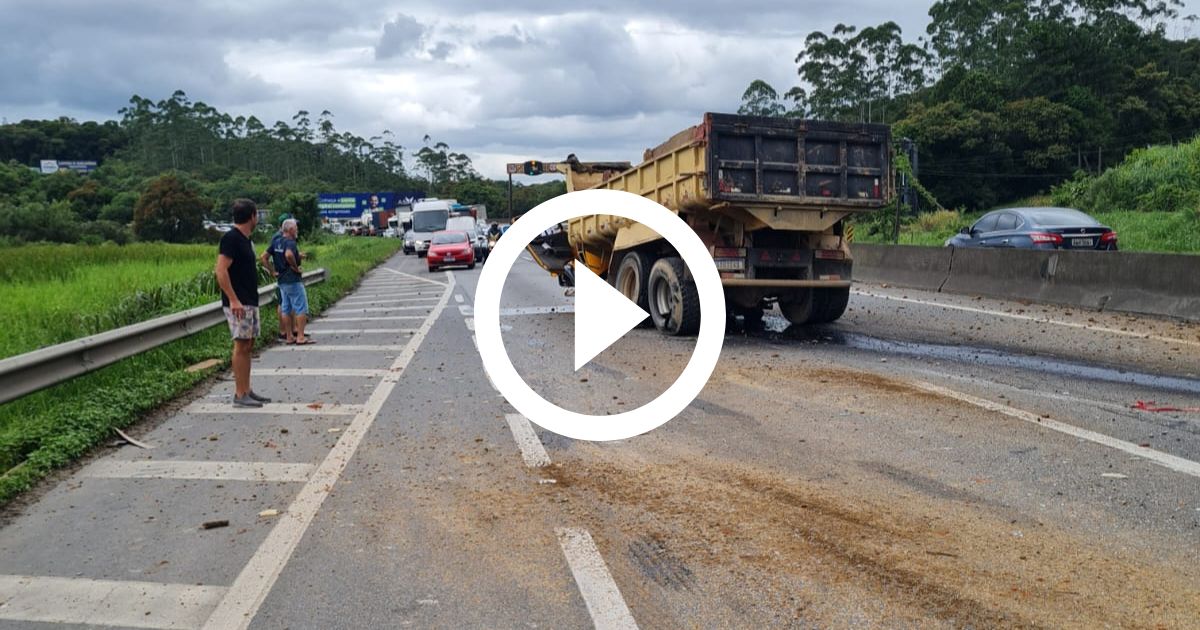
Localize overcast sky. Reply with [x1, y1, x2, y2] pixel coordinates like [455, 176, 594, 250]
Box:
[3, 1, 1198, 179]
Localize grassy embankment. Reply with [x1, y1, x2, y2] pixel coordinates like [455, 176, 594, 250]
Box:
[858, 136, 1200, 253]
[0, 237, 402, 504]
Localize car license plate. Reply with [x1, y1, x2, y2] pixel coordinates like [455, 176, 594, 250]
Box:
[1072, 238, 1093, 247]
[446, 256, 455, 261]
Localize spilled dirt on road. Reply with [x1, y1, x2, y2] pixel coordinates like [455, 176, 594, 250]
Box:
[551, 447, 1200, 629]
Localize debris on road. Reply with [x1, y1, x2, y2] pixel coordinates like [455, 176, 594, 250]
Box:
[201, 519, 230, 530]
[1101, 473, 1129, 479]
[113, 427, 153, 449]
[184, 358, 222, 374]
[1132, 400, 1200, 413]
[258, 509, 280, 518]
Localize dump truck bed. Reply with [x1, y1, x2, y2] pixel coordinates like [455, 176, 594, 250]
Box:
[587, 113, 891, 213]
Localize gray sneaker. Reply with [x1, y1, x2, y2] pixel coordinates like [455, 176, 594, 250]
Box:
[248, 391, 272, 403]
[233, 395, 264, 408]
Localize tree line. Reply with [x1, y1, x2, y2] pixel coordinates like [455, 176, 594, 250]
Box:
[738, 0, 1200, 210]
[0, 91, 564, 245]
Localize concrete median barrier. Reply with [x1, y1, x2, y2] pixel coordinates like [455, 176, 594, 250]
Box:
[853, 244, 953, 292]
[854, 244, 1200, 321]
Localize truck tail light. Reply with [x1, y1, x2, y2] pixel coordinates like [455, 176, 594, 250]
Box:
[1029, 232, 1063, 245]
[711, 247, 746, 258]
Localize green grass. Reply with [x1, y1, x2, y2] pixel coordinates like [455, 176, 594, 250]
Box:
[0, 237, 403, 504]
[0, 243, 217, 359]
[1052, 136, 1200, 215]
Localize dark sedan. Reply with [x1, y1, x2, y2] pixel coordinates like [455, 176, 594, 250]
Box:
[945, 207, 1118, 251]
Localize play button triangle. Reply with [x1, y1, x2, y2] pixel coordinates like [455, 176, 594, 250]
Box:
[574, 263, 650, 371]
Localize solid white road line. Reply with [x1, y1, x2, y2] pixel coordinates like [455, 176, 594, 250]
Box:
[555, 528, 639, 630]
[273, 344, 412, 351]
[184, 402, 362, 416]
[504, 414, 552, 468]
[301, 329, 417, 335]
[82, 460, 315, 482]
[0, 574, 227, 629]
[914, 381, 1200, 479]
[202, 270, 455, 630]
[317, 316, 425, 322]
[259, 368, 390, 377]
[852, 289, 1200, 348]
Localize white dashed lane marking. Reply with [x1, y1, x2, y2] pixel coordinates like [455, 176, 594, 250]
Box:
[556, 528, 639, 630]
[504, 414, 552, 468]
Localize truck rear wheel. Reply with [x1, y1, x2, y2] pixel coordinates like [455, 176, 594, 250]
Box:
[647, 257, 700, 336]
[779, 289, 813, 325]
[613, 251, 652, 324]
[808, 287, 850, 324]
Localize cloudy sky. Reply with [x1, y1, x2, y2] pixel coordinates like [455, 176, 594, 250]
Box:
[3, 0, 1198, 178]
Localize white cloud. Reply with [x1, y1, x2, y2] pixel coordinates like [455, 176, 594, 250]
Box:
[5, 0, 1199, 178]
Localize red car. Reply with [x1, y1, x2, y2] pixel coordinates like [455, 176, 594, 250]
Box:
[427, 230, 476, 272]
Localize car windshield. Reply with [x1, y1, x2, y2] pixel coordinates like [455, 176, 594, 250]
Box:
[432, 231, 468, 245]
[1025, 209, 1100, 227]
[412, 210, 448, 232]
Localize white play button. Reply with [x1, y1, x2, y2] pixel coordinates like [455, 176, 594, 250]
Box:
[573, 263, 649, 371]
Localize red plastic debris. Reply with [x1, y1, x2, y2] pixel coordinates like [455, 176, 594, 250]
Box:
[1132, 400, 1200, 413]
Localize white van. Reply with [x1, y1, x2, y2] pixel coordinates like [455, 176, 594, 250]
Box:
[409, 199, 452, 256]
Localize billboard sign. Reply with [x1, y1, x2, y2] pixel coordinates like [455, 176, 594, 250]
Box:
[317, 191, 425, 219]
[39, 160, 98, 174]
[58, 160, 98, 174]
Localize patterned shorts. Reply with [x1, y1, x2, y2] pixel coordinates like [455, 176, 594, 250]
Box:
[223, 305, 261, 340]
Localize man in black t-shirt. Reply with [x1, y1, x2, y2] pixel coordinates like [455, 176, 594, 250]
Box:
[215, 199, 271, 408]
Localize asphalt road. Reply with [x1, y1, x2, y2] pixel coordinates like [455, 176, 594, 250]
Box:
[2, 249, 1199, 629]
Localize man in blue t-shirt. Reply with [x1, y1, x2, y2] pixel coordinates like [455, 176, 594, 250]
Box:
[260, 213, 293, 341]
[275, 219, 314, 345]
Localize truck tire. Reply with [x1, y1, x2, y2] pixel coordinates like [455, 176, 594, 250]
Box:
[647, 257, 700, 336]
[779, 289, 813, 325]
[613, 251, 653, 326]
[808, 287, 850, 324]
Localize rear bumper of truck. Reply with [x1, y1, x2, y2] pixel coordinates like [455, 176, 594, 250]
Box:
[720, 279, 851, 289]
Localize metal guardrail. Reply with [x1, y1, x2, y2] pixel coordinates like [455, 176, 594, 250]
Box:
[0, 269, 327, 405]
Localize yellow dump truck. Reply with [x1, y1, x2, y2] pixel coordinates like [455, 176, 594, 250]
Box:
[526, 113, 892, 335]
